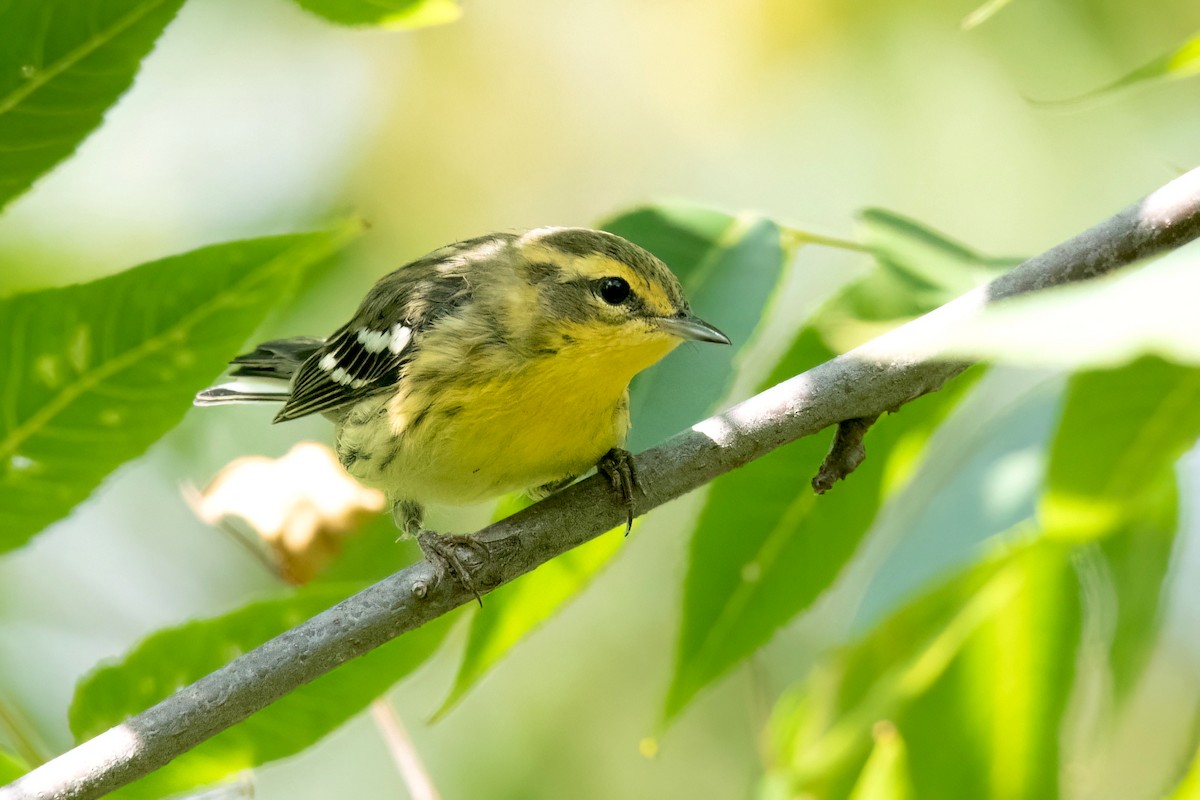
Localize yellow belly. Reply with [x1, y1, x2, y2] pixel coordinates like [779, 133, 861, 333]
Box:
[336, 361, 631, 505]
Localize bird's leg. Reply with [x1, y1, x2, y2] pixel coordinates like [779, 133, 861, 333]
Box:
[391, 499, 425, 538]
[392, 499, 487, 606]
[528, 474, 576, 501]
[597, 448, 640, 536]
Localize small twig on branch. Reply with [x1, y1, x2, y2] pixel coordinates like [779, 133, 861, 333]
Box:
[5, 167, 1200, 800]
[812, 415, 880, 493]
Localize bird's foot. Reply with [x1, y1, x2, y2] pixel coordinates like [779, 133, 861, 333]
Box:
[417, 530, 488, 607]
[597, 448, 640, 536]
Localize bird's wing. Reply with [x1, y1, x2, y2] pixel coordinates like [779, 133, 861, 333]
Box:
[274, 259, 476, 423]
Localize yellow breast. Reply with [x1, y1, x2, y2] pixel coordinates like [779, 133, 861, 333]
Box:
[336, 312, 679, 506]
[416, 363, 630, 503]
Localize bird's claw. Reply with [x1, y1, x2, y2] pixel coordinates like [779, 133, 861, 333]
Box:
[597, 448, 640, 536]
[417, 531, 488, 606]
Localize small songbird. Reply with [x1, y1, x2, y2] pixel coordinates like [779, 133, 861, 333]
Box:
[195, 227, 729, 590]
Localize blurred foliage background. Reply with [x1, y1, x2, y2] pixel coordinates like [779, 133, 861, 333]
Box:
[2, 0, 1200, 798]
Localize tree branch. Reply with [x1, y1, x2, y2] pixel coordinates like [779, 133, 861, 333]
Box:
[6, 167, 1200, 800]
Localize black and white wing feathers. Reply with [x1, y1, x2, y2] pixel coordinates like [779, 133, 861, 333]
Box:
[274, 320, 414, 421]
[273, 252, 480, 422]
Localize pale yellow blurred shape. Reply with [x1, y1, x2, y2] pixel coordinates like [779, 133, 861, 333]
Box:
[187, 442, 386, 584]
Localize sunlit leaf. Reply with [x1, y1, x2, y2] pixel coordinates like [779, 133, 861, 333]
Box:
[664, 324, 980, 722]
[432, 204, 792, 718]
[904, 257, 1200, 369]
[605, 204, 791, 450]
[0, 222, 362, 554]
[761, 548, 1013, 797]
[897, 543, 1079, 799]
[290, 0, 461, 29]
[69, 584, 454, 799]
[766, 360, 1200, 796]
[0, 0, 187, 210]
[0, 747, 27, 783]
[1042, 358, 1200, 699]
[1041, 359, 1200, 539]
[763, 540, 1081, 799]
[1040, 30, 1200, 106]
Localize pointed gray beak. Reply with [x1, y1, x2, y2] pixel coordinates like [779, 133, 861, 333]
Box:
[657, 314, 731, 345]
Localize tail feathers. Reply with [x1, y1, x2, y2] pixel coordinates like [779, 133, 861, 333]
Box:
[229, 336, 324, 380]
[194, 379, 289, 407]
[196, 337, 322, 409]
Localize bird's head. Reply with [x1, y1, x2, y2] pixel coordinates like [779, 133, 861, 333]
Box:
[511, 227, 729, 379]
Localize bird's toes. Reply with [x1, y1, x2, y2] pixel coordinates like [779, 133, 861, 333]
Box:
[597, 448, 639, 535]
[416, 531, 488, 606]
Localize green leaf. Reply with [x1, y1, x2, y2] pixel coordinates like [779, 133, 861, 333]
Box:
[290, 0, 461, 28]
[817, 210, 1017, 352]
[755, 359, 1197, 797]
[432, 494, 624, 720]
[668, 213, 1019, 719]
[0, 222, 362, 554]
[761, 549, 1011, 797]
[605, 204, 791, 450]
[1091, 497, 1177, 701]
[1041, 359, 1200, 699]
[898, 543, 1080, 799]
[908, 256, 1200, 369]
[433, 204, 793, 719]
[0, 0, 187, 210]
[764, 540, 1081, 800]
[0, 747, 28, 783]
[665, 246, 999, 722]
[69, 583, 454, 799]
[857, 208, 1017, 305]
[1041, 30, 1200, 106]
[1041, 359, 1200, 539]
[664, 320, 980, 722]
[602, 204, 741, 281]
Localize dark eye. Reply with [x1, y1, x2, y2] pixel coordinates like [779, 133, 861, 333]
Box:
[597, 277, 631, 305]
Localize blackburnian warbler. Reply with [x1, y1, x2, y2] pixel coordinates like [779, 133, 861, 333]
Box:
[196, 227, 728, 590]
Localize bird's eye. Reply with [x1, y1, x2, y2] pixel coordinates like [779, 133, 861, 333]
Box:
[597, 277, 632, 305]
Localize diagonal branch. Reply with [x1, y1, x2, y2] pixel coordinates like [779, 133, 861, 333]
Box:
[5, 167, 1200, 800]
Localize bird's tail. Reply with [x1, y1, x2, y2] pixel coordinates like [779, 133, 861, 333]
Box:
[193, 337, 323, 407]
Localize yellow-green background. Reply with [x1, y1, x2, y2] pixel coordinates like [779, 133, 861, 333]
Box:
[2, 0, 1199, 797]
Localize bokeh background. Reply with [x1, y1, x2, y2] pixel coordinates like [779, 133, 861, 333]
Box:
[2, 0, 1200, 797]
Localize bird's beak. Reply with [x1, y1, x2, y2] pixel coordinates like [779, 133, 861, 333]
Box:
[656, 314, 731, 345]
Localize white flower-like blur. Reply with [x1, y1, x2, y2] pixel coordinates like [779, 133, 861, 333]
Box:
[186, 442, 386, 584]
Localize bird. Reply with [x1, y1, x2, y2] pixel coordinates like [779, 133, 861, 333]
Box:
[195, 227, 730, 594]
